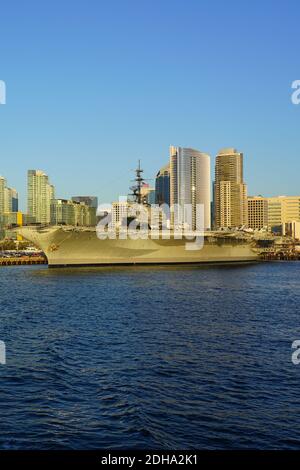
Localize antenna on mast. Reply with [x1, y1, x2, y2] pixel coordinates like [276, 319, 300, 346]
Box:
[129, 160, 149, 204]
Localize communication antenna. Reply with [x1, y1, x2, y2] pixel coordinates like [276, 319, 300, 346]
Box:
[129, 160, 151, 205]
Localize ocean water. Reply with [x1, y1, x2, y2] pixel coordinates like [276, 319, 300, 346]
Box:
[0, 262, 300, 450]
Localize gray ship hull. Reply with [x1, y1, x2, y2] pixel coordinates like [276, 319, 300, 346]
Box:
[19, 226, 259, 267]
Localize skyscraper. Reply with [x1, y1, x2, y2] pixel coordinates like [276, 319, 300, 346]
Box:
[214, 148, 247, 229]
[155, 163, 170, 206]
[0, 177, 6, 215]
[4, 187, 12, 212]
[27, 170, 55, 224]
[0, 178, 18, 215]
[11, 188, 19, 212]
[4, 187, 18, 213]
[169, 146, 211, 230]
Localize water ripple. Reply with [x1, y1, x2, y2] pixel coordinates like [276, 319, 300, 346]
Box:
[0, 263, 300, 449]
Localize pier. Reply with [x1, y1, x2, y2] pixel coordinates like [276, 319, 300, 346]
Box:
[260, 251, 300, 261]
[0, 256, 47, 266]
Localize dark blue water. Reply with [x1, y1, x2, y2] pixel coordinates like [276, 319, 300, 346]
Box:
[0, 262, 300, 450]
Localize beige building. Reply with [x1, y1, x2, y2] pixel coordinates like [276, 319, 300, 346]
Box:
[0, 178, 18, 213]
[0, 211, 23, 241]
[111, 201, 131, 228]
[4, 187, 17, 212]
[51, 199, 96, 226]
[247, 196, 268, 230]
[283, 221, 300, 240]
[214, 148, 247, 229]
[267, 196, 300, 231]
[0, 177, 5, 214]
[27, 170, 55, 224]
[0, 211, 23, 227]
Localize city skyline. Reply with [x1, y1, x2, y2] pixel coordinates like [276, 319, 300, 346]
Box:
[1, 139, 300, 213]
[2, 144, 300, 236]
[1, 1, 300, 459]
[0, 0, 300, 209]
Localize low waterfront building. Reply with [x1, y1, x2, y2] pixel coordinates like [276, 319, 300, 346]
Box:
[0, 211, 23, 241]
[22, 214, 36, 225]
[282, 221, 300, 240]
[267, 196, 300, 232]
[0, 211, 23, 227]
[50, 199, 96, 226]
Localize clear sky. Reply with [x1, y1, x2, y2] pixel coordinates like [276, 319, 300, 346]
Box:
[0, 0, 299, 210]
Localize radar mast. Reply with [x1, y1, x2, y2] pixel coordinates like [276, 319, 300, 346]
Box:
[129, 160, 149, 205]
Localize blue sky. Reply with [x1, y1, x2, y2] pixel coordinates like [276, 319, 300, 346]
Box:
[0, 0, 299, 210]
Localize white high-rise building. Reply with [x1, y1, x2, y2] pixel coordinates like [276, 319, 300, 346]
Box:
[27, 170, 55, 224]
[169, 146, 211, 230]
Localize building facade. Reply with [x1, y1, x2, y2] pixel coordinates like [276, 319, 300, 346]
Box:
[155, 163, 170, 206]
[247, 196, 268, 230]
[0, 211, 23, 227]
[51, 199, 96, 226]
[0, 177, 5, 214]
[214, 148, 247, 229]
[10, 188, 18, 212]
[169, 146, 211, 230]
[27, 170, 55, 224]
[71, 196, 98, 209]
[0, 178, 19, 240]
[111, 201, 131, 229]
[4, 187, 18, 213]
[283, 220, 300, 240]
[267, 196, 300, 232]
[140, 183, 155, 206]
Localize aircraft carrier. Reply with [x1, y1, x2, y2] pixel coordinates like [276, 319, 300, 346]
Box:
[18, 163, 262, 267]
[18, 225, 260, 267]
